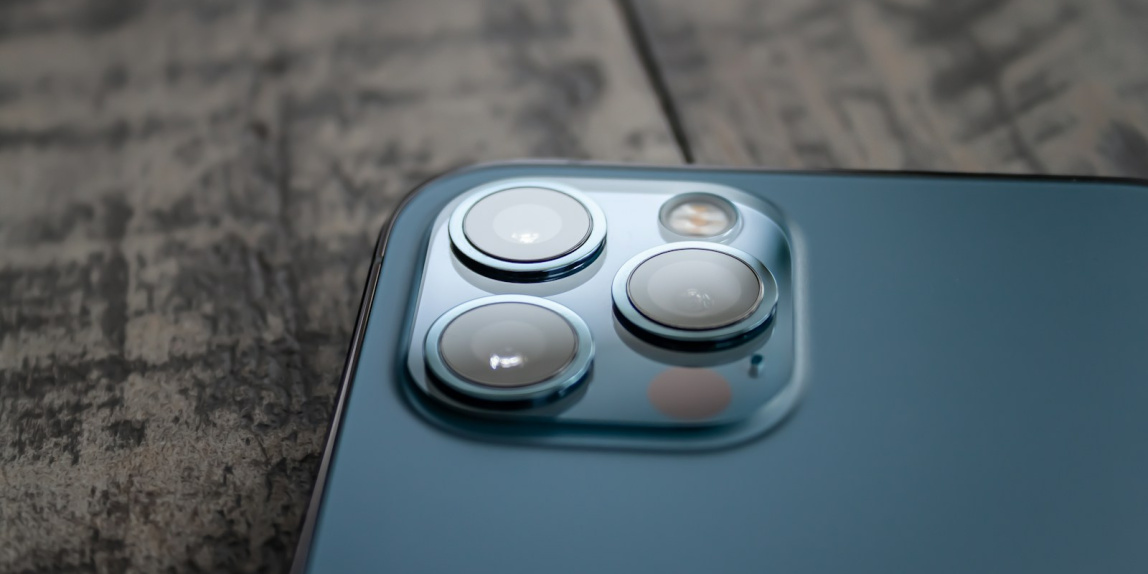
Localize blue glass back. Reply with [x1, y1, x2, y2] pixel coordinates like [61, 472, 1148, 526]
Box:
[298, 163, 1148, 574]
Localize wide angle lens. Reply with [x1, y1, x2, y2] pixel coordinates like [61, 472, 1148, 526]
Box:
[463, 187, 591, 262]
[426, 296, 593, 403]
[613, 243, 777, 346]
[449, 185, 607, 280]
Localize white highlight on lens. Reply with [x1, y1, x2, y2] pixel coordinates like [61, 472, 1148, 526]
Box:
[491, 203, 562, 246]
[679, 287, 715, 313]
[489, 353, 525, 370]
[510, 231, 541, 244]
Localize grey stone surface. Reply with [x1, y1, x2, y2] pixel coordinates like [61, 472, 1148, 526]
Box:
[0, 1, 678, 571]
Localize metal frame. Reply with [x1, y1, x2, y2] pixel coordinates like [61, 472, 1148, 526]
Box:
[423, 295, 594, 403]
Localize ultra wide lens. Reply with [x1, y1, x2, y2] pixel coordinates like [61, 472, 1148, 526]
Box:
[440, 302, 577, 388]
[426, 296, 594, 403]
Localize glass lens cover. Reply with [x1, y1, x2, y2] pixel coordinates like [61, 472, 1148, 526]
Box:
[439, 302, 579, 388]
[626, 248, 763, 330]
[462, 187, 592, 263]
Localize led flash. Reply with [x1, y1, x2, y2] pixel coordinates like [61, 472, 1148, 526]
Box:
[660, 194, 738, 238]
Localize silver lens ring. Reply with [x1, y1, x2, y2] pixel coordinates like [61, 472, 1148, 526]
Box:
[612, 242, 778, 345]
[449, 182, 607, 280]
[425, 295, 594, 403]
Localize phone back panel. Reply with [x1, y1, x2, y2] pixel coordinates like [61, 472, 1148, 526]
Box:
[300, 164, 1148, 574]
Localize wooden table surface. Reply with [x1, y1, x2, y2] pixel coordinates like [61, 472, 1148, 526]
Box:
[2, 0, 1146, 572]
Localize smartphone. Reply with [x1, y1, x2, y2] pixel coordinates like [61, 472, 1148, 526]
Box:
[292, 162, 1148, 574]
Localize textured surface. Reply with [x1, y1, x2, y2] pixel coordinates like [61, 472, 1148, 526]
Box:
[2, 0, 1148, 572]
[633, 0, 1148, 174]
[0, 1, 677, 572]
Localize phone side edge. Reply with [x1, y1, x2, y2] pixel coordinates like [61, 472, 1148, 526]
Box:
[289, 162, 501, 573]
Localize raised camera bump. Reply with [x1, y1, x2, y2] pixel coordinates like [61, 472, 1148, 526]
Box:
[448, 183, 607, 281]
[612, 242, 778, 347]
[424, 295, 594, 405]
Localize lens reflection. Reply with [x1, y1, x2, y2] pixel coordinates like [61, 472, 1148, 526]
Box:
[627, 248, 763, 330]
[463, 187, 591, 263]
[491, 203, 561, 246]
[439, 302, 578, 388]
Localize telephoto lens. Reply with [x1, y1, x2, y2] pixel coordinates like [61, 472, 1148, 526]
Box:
[449, 184, 606, 281]
[425, 295, 594, 404]
[613, 242, 777, 347]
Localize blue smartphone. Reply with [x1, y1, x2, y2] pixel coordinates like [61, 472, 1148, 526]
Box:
[293, 162, 1148, 573]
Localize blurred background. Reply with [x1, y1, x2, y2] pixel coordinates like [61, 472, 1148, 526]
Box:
[2, 0, 1147, 572]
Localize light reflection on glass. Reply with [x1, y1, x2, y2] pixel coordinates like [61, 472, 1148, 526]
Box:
[510, 230, 541, 244]
[679, 287, 715, 313]
[489, 353, 525, 370]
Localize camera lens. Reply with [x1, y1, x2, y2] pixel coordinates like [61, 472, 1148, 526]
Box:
[613, 243, 777, 346]
[426, 296, 593, 403]
[441, 302, 576, 387]
[464, 187, 590, 262]
[450, 185, 606, 280]
[629, 248, 761, 329]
